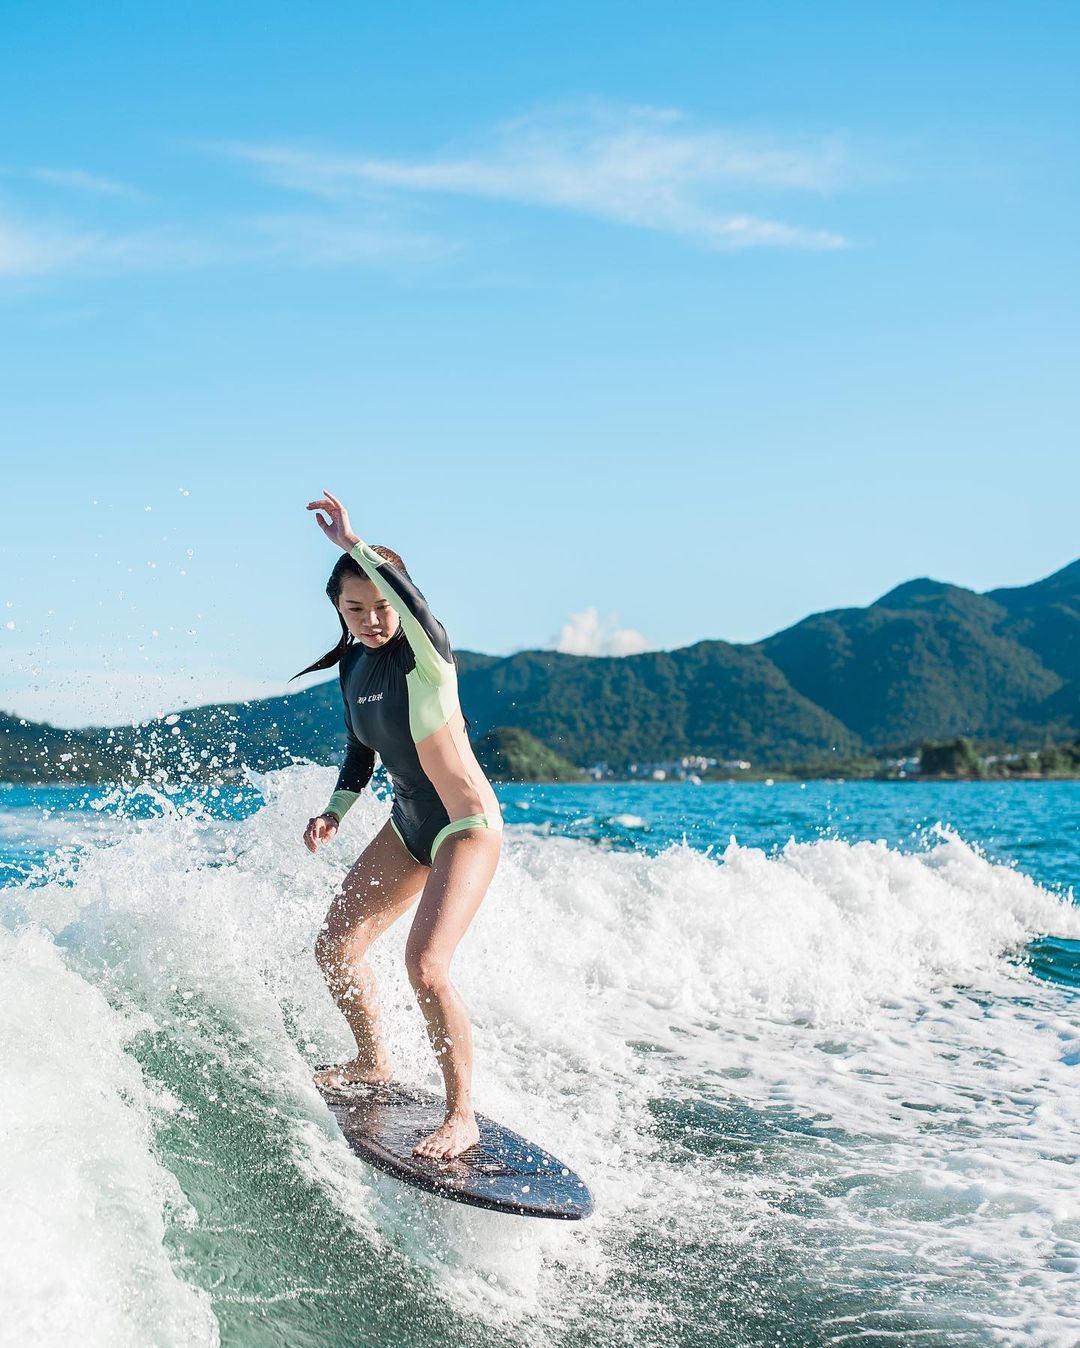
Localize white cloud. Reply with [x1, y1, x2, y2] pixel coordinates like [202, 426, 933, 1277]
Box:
[223, 102, 849, 251]
[246, 213, 453, 265]
[0, 211, 439, 279]
[0, 215, 209, 278]
[31, 167, 145, 200]
[0, 103, 850, 281]
[552, 607, 652, 657]
[0, 216, 94, 276]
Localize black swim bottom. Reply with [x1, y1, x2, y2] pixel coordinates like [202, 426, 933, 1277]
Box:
[388, 793, 503, 867]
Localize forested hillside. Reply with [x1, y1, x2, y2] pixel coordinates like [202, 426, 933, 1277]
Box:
[3, 559, 1077, 782]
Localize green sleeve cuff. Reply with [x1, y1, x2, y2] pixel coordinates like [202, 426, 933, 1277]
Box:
[323, 789, 360, 822]
[349, 538, 386, 570]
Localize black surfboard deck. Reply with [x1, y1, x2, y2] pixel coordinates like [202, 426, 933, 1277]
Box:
[315, 1074, 593, 1220]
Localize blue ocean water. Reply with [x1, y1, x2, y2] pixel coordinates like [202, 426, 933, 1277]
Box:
[500, 778, 1080, 889]
[2, 774, 1079, 1346]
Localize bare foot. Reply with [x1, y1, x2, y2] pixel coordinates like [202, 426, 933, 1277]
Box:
[412, 1109, 481, 1161]
[314, 1058, 393, 1090]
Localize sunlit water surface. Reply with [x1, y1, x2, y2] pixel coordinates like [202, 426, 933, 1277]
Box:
[3, 776, 1079, 1346]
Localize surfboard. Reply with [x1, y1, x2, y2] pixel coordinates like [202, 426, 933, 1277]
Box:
[314, 1074, 594, 1220]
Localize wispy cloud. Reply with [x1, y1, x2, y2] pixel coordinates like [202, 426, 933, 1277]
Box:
[1, 104, 850, 281]
[222, 102, 850, 251]
[0, 215, 209, 278]
[246, 213, 453, 265]
[0, 210, 441, 279]
[30, 167, 146, 201]
[553, 607, 652, 657]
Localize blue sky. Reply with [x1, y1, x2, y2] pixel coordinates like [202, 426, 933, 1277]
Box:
[1, 2, 1077, 727]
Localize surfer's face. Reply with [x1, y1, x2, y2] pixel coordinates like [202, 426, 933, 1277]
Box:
[337, 574, 400, 648]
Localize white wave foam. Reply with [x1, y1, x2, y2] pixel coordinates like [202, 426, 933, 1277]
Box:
[0, 925, 218, 1347]
[6, 767, 1080, 1343]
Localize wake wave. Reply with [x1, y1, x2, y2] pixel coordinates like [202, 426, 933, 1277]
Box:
[4, 766, 1080, 1346]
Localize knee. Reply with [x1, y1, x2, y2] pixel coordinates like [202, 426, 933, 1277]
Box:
[405, 946, 450, 996]
[314, 924, 342, 974]
[315, 918, 371, 974]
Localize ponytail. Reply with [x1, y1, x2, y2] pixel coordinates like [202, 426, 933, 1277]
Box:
[290, 610, 352, 681]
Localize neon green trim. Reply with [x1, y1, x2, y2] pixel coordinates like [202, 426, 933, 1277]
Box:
[430, 812, 504, 864]
[323, 788, 359, 821]
[405, 666, 460, 741]
[348, 540, 457, 688]
[388, 814, 425, 865]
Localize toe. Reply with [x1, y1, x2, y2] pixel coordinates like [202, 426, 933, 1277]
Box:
[414, 1128, 450, 1159]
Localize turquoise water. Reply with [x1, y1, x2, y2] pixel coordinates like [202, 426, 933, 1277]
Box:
[500, 778, 1080, 888]
[3, 774, 1079, 1346]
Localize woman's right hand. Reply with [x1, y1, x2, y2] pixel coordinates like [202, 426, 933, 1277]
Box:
[304, 814, 339, 853]
[307, 490, 359, 553]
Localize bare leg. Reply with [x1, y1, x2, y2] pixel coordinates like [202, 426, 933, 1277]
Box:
[404, 827, 502, 1158]
[313, 818, 428, 1087]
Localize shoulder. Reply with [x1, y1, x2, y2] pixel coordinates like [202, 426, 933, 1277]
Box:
[339, 641, 364, 680]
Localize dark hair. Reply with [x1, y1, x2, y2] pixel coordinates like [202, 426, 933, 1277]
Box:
[290, 545, 409, 681]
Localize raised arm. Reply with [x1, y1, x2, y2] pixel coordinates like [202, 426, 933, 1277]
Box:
[307, 493, 461, 743]
[348, 540, 454, 683]
[347, 538, 459, 741]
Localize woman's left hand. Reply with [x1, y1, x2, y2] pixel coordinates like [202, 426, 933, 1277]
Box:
[307, 490, 359, 551]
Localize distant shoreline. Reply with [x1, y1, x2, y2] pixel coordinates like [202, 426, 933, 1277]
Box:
[4, 774, 1079, 791]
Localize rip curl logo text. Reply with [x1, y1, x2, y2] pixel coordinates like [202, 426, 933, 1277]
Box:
[356, 693, 384, 705]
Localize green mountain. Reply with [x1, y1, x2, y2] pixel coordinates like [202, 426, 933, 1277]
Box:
[987, 558, 1080, 677]
[0, 712, 112, 783]
[454, 641, 858, 765]
[472, 726, 585, 782]
[756, 578, 1064, 745]
[2, 557, 1078, 783]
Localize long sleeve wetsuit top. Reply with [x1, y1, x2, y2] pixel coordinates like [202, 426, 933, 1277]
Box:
[321, 539, 501, 865]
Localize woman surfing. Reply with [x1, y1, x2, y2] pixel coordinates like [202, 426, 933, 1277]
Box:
[294, 490, 503, 1160]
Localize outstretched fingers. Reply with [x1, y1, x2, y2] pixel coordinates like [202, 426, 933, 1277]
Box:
[306, 491, 353, 547]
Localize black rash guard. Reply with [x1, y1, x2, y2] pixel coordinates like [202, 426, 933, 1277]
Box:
[321, 541, 497, 865]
